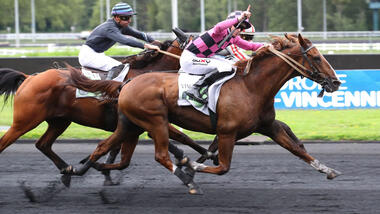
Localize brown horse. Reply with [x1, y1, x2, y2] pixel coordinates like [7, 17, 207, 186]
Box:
[0, 35, 210, 186]
[63, 34, 342, 194]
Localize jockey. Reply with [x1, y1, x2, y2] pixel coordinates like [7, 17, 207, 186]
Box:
[180, 9, 264, 104]
[78, 2, 160, 80]
[220, 25, 256, 61]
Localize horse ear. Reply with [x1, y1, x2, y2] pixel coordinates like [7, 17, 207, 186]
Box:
[284, 33, 290, 40]
[172, 28, 188, 44]
[298, 34, 307, 48]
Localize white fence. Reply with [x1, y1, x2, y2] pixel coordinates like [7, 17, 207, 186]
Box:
[1, 31, 380, 41]
[315, 43, 380, 51]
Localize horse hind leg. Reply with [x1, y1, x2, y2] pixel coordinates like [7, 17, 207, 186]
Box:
[34, 119, 73, 187]
[35, 119, 72, 170]
[259, 120, 341, 180]
[0, 127, 23, 153]
[0, 118, 44, 153]
[101, 148, 120, 186]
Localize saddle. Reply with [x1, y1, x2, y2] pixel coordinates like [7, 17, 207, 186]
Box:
[76, 65, 130, 99]
[82, 66, 108, 80]
[81, 65, 129, 82]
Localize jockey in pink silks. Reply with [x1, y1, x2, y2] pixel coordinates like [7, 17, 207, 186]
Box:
[180, 10, 264, 104]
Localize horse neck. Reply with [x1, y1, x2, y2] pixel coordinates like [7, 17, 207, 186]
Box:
[244, 55, 298, 100]
[145, 55, 180, 71]
[125, 54, 181, 80]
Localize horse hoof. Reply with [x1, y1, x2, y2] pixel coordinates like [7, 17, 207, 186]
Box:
[60, 174, 72, 187]
[327, 169, 342, 180]
[187, 182, 203, 195]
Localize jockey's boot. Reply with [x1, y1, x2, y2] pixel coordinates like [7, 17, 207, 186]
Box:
[184, 69, 234, 105]
[106, 64, 125, 80]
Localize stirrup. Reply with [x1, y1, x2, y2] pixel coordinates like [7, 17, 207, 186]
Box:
[184, 91, 208, 105]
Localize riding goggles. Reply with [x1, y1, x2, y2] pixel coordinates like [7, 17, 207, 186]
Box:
[119, 15, 131, 21]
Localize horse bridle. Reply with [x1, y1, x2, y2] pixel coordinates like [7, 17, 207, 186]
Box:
[268, 44, 329, 97]
[300, 45, 322, 80]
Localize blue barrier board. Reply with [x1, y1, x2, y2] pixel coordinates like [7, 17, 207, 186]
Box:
[274, 69, 380, 109]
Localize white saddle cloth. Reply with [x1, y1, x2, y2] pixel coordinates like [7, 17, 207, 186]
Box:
[177, 70, 236, 115]
[75, 64, 130, 98]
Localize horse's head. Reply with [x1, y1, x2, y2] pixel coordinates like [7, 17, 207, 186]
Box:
[296, 34, 341, 94]
[259, 34, 341, 96]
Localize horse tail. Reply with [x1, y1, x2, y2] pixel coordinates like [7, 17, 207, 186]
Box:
[0, 68, 28, 105]
[64, 64, 122, 99]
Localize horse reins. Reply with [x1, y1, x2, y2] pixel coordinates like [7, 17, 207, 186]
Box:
[268, 45, 316, 80]
[157, 49, 180, 60]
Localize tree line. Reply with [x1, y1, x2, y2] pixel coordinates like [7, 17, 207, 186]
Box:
[0, 0, 374, 33]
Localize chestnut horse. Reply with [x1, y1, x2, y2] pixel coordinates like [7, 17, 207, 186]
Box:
[63, 34, 342, 194]
[0, 35, 209, 186]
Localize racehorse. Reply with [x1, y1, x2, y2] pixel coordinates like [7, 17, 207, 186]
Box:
[0, 32, 209, 186]
[63, 34, 342, 194]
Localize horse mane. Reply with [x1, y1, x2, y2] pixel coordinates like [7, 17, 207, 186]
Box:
[122, 40, 174, 69]
[252, 34, 301, 62]
[234, 34, 310, 75]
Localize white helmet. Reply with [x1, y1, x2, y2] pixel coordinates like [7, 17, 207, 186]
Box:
[241, 26, 255, 35]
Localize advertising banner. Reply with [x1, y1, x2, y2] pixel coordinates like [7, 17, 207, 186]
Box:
[274, 69, 380, 109]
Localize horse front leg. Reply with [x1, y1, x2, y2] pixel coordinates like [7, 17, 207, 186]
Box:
[168, 124, 211, 159]
[100, 148, 120, 186]
[93, 138, 138, 172]
[196, 136, 219, 165]
[190, 134, 236, 175]
[259, 120, 341, 179]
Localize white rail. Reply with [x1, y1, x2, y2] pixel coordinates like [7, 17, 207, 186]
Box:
[1, 31, 380, 40]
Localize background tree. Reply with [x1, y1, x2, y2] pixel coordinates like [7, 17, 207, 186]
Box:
[0, 0, 375, 33]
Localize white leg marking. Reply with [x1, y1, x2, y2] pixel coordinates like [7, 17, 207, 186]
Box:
[190, 161, 207, 171]
[310, 159, 332, 174]
[172, 163, 177, 173]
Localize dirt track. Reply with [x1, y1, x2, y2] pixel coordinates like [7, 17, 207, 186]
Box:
[0, 142, 379, 214]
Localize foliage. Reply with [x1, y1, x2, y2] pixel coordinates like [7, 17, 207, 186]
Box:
[0, 0, 374, 33]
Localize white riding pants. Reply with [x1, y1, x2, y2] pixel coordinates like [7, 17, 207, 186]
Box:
[180, 50, 234, 75]
[78, 45, 121, 71]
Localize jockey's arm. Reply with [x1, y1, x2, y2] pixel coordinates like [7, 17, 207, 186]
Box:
[107, 28, 146, 49]
[233, 36, 264, 52]
[122, 26, 155, 43]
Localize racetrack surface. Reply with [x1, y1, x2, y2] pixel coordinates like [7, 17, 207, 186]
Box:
[0, 142, 379, 214]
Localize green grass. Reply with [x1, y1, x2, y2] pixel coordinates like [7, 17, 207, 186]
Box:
[0, 97, 379, 141]
[0, 46, 141, 57]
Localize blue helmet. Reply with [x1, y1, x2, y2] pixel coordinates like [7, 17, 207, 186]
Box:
[111, 2, 136, 16]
